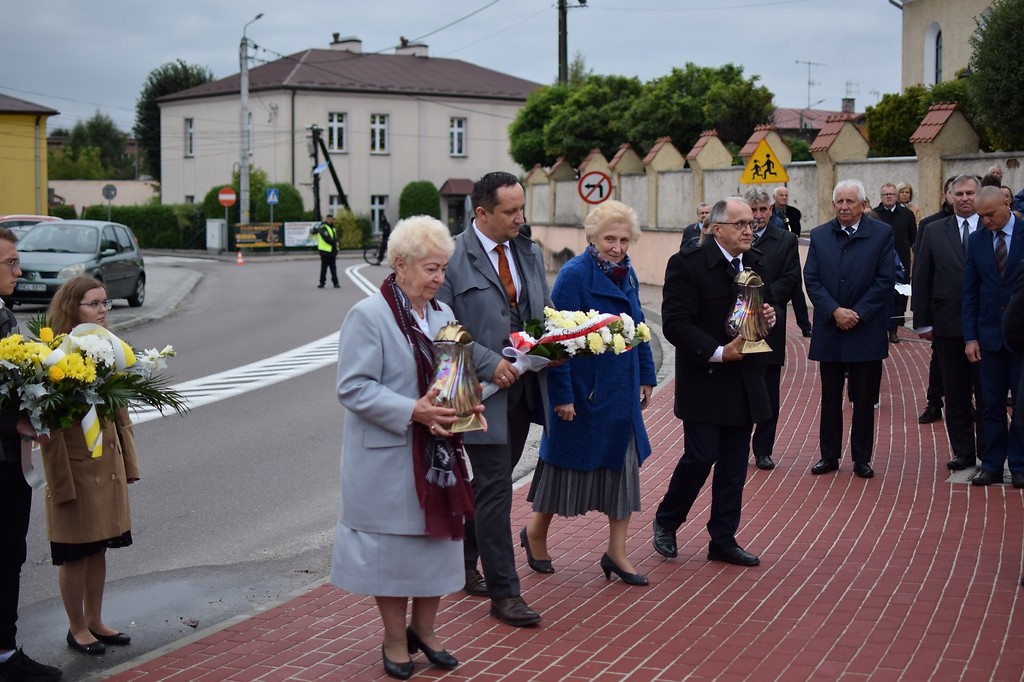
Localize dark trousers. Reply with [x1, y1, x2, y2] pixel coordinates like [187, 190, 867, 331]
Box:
[925, 343, 944, 409]
[933, 336, 984, 461]
[818, 360, 883, 464]
[462, 383, 532, 600]
[891, 293, 908, 330]
[792, 284, 812, 333]
[0, 462, 32, 651]
[656, 421, 752, 548]
[318, 251, 338, 286]
[752, 363, 782, 459]
[977, 348, 1024, 474]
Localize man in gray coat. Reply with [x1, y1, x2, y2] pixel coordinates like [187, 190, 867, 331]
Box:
[436, 171, 551, 627]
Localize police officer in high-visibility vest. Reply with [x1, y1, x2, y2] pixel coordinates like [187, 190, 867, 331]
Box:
[314, 214, 340, 288]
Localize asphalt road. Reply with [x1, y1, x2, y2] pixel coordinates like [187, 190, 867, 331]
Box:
[14, 253, 378, 681]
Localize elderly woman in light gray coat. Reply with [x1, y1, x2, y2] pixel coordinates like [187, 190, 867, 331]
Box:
[330, 215, 482, 680]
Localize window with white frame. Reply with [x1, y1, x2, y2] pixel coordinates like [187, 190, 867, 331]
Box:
[328, 112, 347, 152]
[370, 114, 388, 154]
[371, 195, 388, 232]
[184, 118, 194, 157]
[450, 117, 466, 157]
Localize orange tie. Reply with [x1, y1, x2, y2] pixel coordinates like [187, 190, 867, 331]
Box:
[494, 245, 518, 307]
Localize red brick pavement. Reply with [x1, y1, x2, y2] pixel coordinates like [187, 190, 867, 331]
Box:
[105, 322, 1023, 682]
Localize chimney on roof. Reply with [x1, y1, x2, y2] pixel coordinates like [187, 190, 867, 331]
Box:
[841, 97, 855, 114]
[330, 33, 362, 53]
[395, 37, 428, 57]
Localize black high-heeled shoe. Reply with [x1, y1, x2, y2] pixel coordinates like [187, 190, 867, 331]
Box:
[67, 630, 105, 655]
[382, 647, 413, 680]
[406, 626, 458, 669]
[520, 527, 554, 573]
[600, 553, 649, 586]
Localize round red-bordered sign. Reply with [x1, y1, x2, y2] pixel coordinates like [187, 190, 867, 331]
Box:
[577, 171, 613, 205]
[218, 187, 237, 207]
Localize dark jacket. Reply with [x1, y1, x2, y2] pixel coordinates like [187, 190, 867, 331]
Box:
[911, 215, 970, 338]
[1005, 260, 1024, 356]
[874, 203, 917, 273]
[0, 306, 20, 463]
[962, 216, 1024, 351]
[771, 204, 802, 236]
[539, 253, 656, 472]
[662, 239, 773, 426]
[804, 216, 895, 363]
[751, 226, 801, 366]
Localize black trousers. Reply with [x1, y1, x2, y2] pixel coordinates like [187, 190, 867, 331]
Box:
[925, 343, 944, 410]
[318, 251, 338, 286]
[933, 335, 984, 461]
[752, 363, 782, 459]
[891, 293, 908, 330]
[462, 379, 533, 600]
[0, 462, 32, 651]
[818, 360, 883, 464]
[656, 421, 752, 548]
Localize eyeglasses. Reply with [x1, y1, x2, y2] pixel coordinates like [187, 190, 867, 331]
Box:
[79, 299, 113, 311]
[0, 259, 20, 269]
[718, 221, 754, 231]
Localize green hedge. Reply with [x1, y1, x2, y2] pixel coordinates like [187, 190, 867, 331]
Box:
[398, 181, 441, 219]
[81, 204, 197, 248]
[50, 205, 77, 219]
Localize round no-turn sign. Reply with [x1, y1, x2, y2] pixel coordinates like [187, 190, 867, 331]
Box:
[578, 171, 613, 205]
[218, 187, 237, 207]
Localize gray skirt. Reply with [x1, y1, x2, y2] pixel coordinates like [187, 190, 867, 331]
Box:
[330, 523, 463, 598]
[528, 438, 641, 520]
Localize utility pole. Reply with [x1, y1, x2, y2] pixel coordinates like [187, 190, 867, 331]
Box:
[557, 0, 587, 84]
[795, 59, 826, 109]
[240, 12, 263, 226]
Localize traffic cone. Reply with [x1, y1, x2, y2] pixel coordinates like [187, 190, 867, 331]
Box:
[236, 250, 244, 266]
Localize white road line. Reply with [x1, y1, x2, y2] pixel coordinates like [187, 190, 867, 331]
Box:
[131, 264, 378, 424]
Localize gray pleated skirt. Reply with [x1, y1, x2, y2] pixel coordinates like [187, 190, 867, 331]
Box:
[528, 438, 641, 520]
[330, 523, 464, 598]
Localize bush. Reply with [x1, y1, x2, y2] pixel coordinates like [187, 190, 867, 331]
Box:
[398, 181, 441, 219]
[81, 204, 185, 248]
[334, 210, 366, 249]
[50, 205, 77, 219]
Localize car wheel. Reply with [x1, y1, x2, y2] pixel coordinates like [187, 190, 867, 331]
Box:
[127, 276, 145, 307]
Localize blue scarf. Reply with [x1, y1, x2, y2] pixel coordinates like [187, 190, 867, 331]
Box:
[586, 242, 630, 284]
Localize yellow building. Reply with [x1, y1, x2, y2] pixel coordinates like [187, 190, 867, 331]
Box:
[896, 0, 993, 88]
[0, 93, 58, 215]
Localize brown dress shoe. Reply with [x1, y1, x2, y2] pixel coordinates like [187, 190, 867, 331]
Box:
[463, 568, 488, 597]
[489, 597, 541, 626]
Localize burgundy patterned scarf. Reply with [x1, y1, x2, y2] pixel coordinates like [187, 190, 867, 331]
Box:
[380, 274, 474, 540]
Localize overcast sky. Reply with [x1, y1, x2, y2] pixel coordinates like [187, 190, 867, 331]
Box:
[1, 0, 904, 135]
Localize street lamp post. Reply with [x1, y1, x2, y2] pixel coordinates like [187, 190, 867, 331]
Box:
[240, 12, 263, 226]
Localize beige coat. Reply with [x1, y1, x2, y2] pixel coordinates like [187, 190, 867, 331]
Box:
[41, 409, 139, 544]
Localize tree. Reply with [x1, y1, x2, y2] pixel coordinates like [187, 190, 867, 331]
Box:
[135, 60, 214, 180]
[63, 112, 134, 178]
[48, 146, 105, 180]
[865, 85, 931, 157]
[968, 0, 1024, 150]
[508, 84, 571, 169]
[398, 181, 441, 219]
[542, 74, 642, 165]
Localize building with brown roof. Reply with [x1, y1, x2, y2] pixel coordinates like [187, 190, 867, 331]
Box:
[159, 34, 540, 230]
[0, 93, 59, 214]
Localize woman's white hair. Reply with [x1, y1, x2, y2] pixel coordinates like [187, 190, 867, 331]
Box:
[386, 215, 455, 268]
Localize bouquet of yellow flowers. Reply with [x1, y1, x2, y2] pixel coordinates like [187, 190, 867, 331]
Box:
[0, 322, 187, 458]
[480, 306, 652, 399]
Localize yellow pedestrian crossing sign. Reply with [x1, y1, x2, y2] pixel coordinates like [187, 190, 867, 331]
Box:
[740, 139, 789, 184]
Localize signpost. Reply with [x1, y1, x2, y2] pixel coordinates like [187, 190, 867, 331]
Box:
[266, 188, 279, 255]
[218, 187, 237, 245]
[739, 139, 789, 184]
[102, 184, 116, 221]
[577, 170, 613, 205]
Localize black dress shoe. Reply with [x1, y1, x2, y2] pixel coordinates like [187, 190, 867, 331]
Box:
[407, 627, 458, 669]
[317, 283, 325, 289]
[67, 630, 105, 655]
[520, 527, 554, 573]
[853, 462, 874, 478]
[947, 455, 976, 471]
[1011, 472, 1024, 489]
[888, 330, 901, 343]
[89, 629, 131, 645]
[0, 648, 62, 681]
[599, 553, 649, 586]
[652, 520, 677, 558]
[463, 568, 488, 597]
[707, 544, 760, 566]
[382, 648, 413, 680]
[918, 406, 943, 424]
[802, 329, 813, 338]
[755, 454, 775, 470]
[489, 597, 541, 626]
[811, 458, 839, 475]
[971, 469, 1003, 486]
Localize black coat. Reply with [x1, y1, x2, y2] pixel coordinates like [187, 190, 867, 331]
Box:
[874, 203, 917, 272]
[0, 306, 21, 463]
[662, 239, 773, 426]
[751, 226, 801, 366]
[772, 204, 802, 236]
[911, 215, 970, 338]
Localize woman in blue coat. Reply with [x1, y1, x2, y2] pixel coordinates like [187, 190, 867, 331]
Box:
[524, 200, 657, 586]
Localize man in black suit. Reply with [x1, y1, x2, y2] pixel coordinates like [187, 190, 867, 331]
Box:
[652, 197, 777, 567]
[680, 202, 710, 249]
[771, 187, 811, 337]
[912, 174, 986, 472]
[874, 183, 917, 343]
[745, 187, 800, 470]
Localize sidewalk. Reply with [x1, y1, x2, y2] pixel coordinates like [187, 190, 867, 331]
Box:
[100, 312, 1022, 680]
